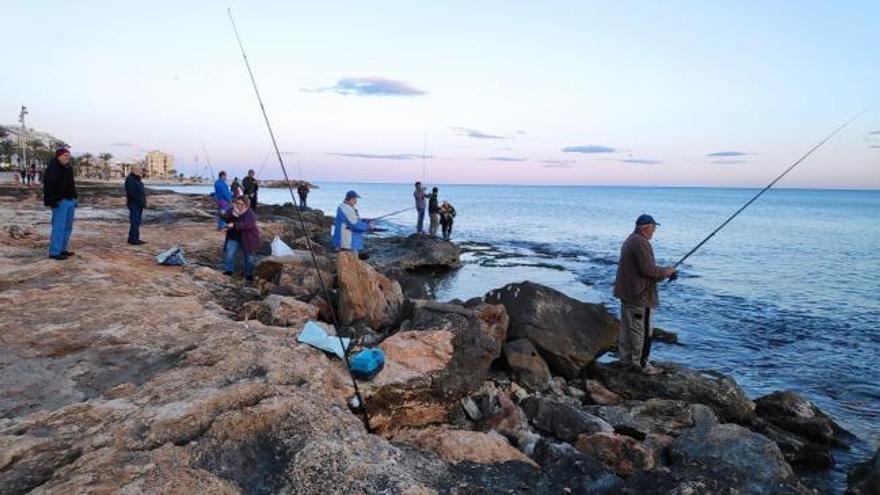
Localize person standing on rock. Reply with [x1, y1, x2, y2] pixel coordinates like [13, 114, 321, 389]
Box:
[613, 214, 677, 375]
[333, 190, 373, 254]
[428, 186, 440, 236]
[231, 177, 243, 198]
[125, 165, 147, 245]
[214, 171, 233, 231]
[223, 196, 260, 281]
[439, 201, 456, 241]
[242, 169, 259, 209]
[297, 182, 310, 209]
[43, 148, 77, 260]
[414, 181, 426, 234]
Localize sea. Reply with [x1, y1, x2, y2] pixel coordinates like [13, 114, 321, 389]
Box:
[157, 182, 879, 493]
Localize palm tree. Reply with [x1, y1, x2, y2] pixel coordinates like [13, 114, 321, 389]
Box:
[98, 153, 113, 180]
[77, 152, 94, 178]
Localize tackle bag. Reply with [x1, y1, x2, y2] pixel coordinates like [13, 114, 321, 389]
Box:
[156, 245, 187, 266]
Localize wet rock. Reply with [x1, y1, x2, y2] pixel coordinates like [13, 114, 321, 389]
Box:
[755, 390, 847, 446]
[848, 447, 880, 495]
[336, 251, 404, 330]
[240, 294, 319, 328]
[653, 327, 680, 345]
[503, 338, 552, 392]
[595, 361, 755, 424]
[391, 426, 538, 467]
[383, 266, 430, 299]
[521, 396, 613, 443]
[369, 234, 462, 271]
[485, 282, 619, 379]
[669, 422, 809, 494]
[754, 418, 833, 470]
[363, 301, 506, 433]
[575, 431, 655, 477]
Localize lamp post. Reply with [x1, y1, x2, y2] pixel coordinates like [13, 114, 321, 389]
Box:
[18, 105, 28, 168]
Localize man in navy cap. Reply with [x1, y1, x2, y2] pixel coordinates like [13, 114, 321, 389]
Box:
[332, 190, 374, 254]
[613, 214, 677, 374]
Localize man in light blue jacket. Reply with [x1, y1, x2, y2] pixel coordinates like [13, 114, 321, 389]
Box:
[213, 171, 233, 230]
[333, 190, 373, 254]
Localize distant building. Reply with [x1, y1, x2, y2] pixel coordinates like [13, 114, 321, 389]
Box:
[144, 150, 174, 180]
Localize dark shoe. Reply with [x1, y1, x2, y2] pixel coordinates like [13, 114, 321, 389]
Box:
[245, 276, 254, 282]
[49, 253, 69, 260]
[128, 240, 146, 245]
[61, 250, 75, 256]
[223, 271, 234, 276]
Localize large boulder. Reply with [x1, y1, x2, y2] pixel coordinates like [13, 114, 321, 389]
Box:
[484, 282, 618, 379]
[587, 399, 711, 439]
[390, 426, 537, 467]
[503, 339, 552, 392]
[239, 295, 319, 328]
[336, 251, 404, 330]
[848, 447, 880, 495]
[594, 362, 755, 424]
[254, 253, 334, 298]
[368, 234, 462, 271]
[520, 396, 613, 443]
[669, 423, 809, 494]
[362, 301, 508, 433]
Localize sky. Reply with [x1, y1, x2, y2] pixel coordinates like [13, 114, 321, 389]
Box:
[2, 0, 879, 188]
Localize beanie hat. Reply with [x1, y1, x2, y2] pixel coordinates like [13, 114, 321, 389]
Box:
[55, 148, 70, 158]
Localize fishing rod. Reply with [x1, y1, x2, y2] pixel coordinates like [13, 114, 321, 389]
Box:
[227, 8, 372, 431]
[256, 151, 271, 177]
[671, 110, 867, 274]
[370, 207, 415, 222]
[201, 143, 215, 179]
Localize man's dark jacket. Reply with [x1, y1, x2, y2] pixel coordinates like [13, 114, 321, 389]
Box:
[243, 176, 258, 196]
[42, 157, 77, 207]
[613, 230, 666, 308]
[428, 193, 439, 214]
[125, 173, 146, 208]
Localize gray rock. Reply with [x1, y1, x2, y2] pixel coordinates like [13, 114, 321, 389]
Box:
[503, 339, 552, 392]
[521, 396, 613, 442]
[587, 399, 697, 439]
[368, 234, 462, 271]
[485, 282, 618, 379]
[847, 447, 880, 495]
[669, 423, 810, 494]
[595, 361, 755, 424]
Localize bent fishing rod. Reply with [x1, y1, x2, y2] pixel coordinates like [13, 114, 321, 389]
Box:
[227, 8, 372, 431]
[370, 207, 415, 222]
[671, 110, 867, 274]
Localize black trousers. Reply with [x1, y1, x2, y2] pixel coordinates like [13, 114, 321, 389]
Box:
[128, 206, 143, 243]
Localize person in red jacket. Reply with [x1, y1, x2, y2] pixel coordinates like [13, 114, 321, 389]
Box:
[613, 214, 677, 375]
[223, 196, 261, 281]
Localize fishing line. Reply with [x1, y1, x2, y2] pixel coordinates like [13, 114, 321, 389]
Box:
[672, 110, 867, 271]
[371, 207, 415, 222]
[227, 8, 372, 431]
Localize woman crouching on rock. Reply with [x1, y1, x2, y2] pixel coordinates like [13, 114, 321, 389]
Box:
[223, 196, 260, 281]
[439, 201, 457, 241]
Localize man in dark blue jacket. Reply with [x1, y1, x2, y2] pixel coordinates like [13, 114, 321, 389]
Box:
[43, 148, 77, 260]
[125, 165, 147, 245]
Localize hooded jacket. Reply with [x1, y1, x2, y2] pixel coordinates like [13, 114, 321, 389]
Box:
[333, 201, 369, 251]
[43, 157, 77, 207]
[214, 178, 233, 206]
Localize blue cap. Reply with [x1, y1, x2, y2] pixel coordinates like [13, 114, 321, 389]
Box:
[636, 214, 659, 226]
[345, 190, 361, 200]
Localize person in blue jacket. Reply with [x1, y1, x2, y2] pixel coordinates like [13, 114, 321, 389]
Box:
[332, 190, 374, 254]
[213, 171, 233, 230]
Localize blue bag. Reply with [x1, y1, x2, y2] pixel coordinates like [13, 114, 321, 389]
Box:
[350, 348, 385, 380]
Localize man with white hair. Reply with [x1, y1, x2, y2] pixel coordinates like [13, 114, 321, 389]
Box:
[125, 165, 147, 245]
[613, 214, 677, 374]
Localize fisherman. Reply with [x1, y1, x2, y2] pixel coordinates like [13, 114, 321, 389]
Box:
[222, 195, 260, 281]
[297, 182, 310, 209]
[332, 190, 373, 254]
[231, 177, 243, 198]
[214, 171, 233, 230]
[613, 214, 677, 375]
[242, 169, 259, 209]
[125, 164, 147, 245]
[428, 186, 440, 236]
[43, 148, 77, 260]
[439, 201, 456, 241]
[413, 181, 426, 234]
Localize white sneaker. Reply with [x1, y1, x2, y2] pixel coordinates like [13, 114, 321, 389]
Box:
[641, 363, 663, 375]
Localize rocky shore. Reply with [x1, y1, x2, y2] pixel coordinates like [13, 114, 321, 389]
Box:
[0, 183, 875, 494]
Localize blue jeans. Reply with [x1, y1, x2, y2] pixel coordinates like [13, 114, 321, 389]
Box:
[224, 239, 255, 277]
[49, 199, 76, 256]
[217, 202, 228, 230]
[416, 208, 426, 233]
[128, 206, 143, 243]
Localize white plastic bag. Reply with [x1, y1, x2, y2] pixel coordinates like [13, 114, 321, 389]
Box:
[270, 235, 295, 256]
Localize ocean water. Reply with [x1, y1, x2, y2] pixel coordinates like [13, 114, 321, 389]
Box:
[159, 182, 879, 492]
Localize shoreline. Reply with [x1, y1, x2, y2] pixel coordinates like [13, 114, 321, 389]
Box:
[0, 183, 874, 493]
